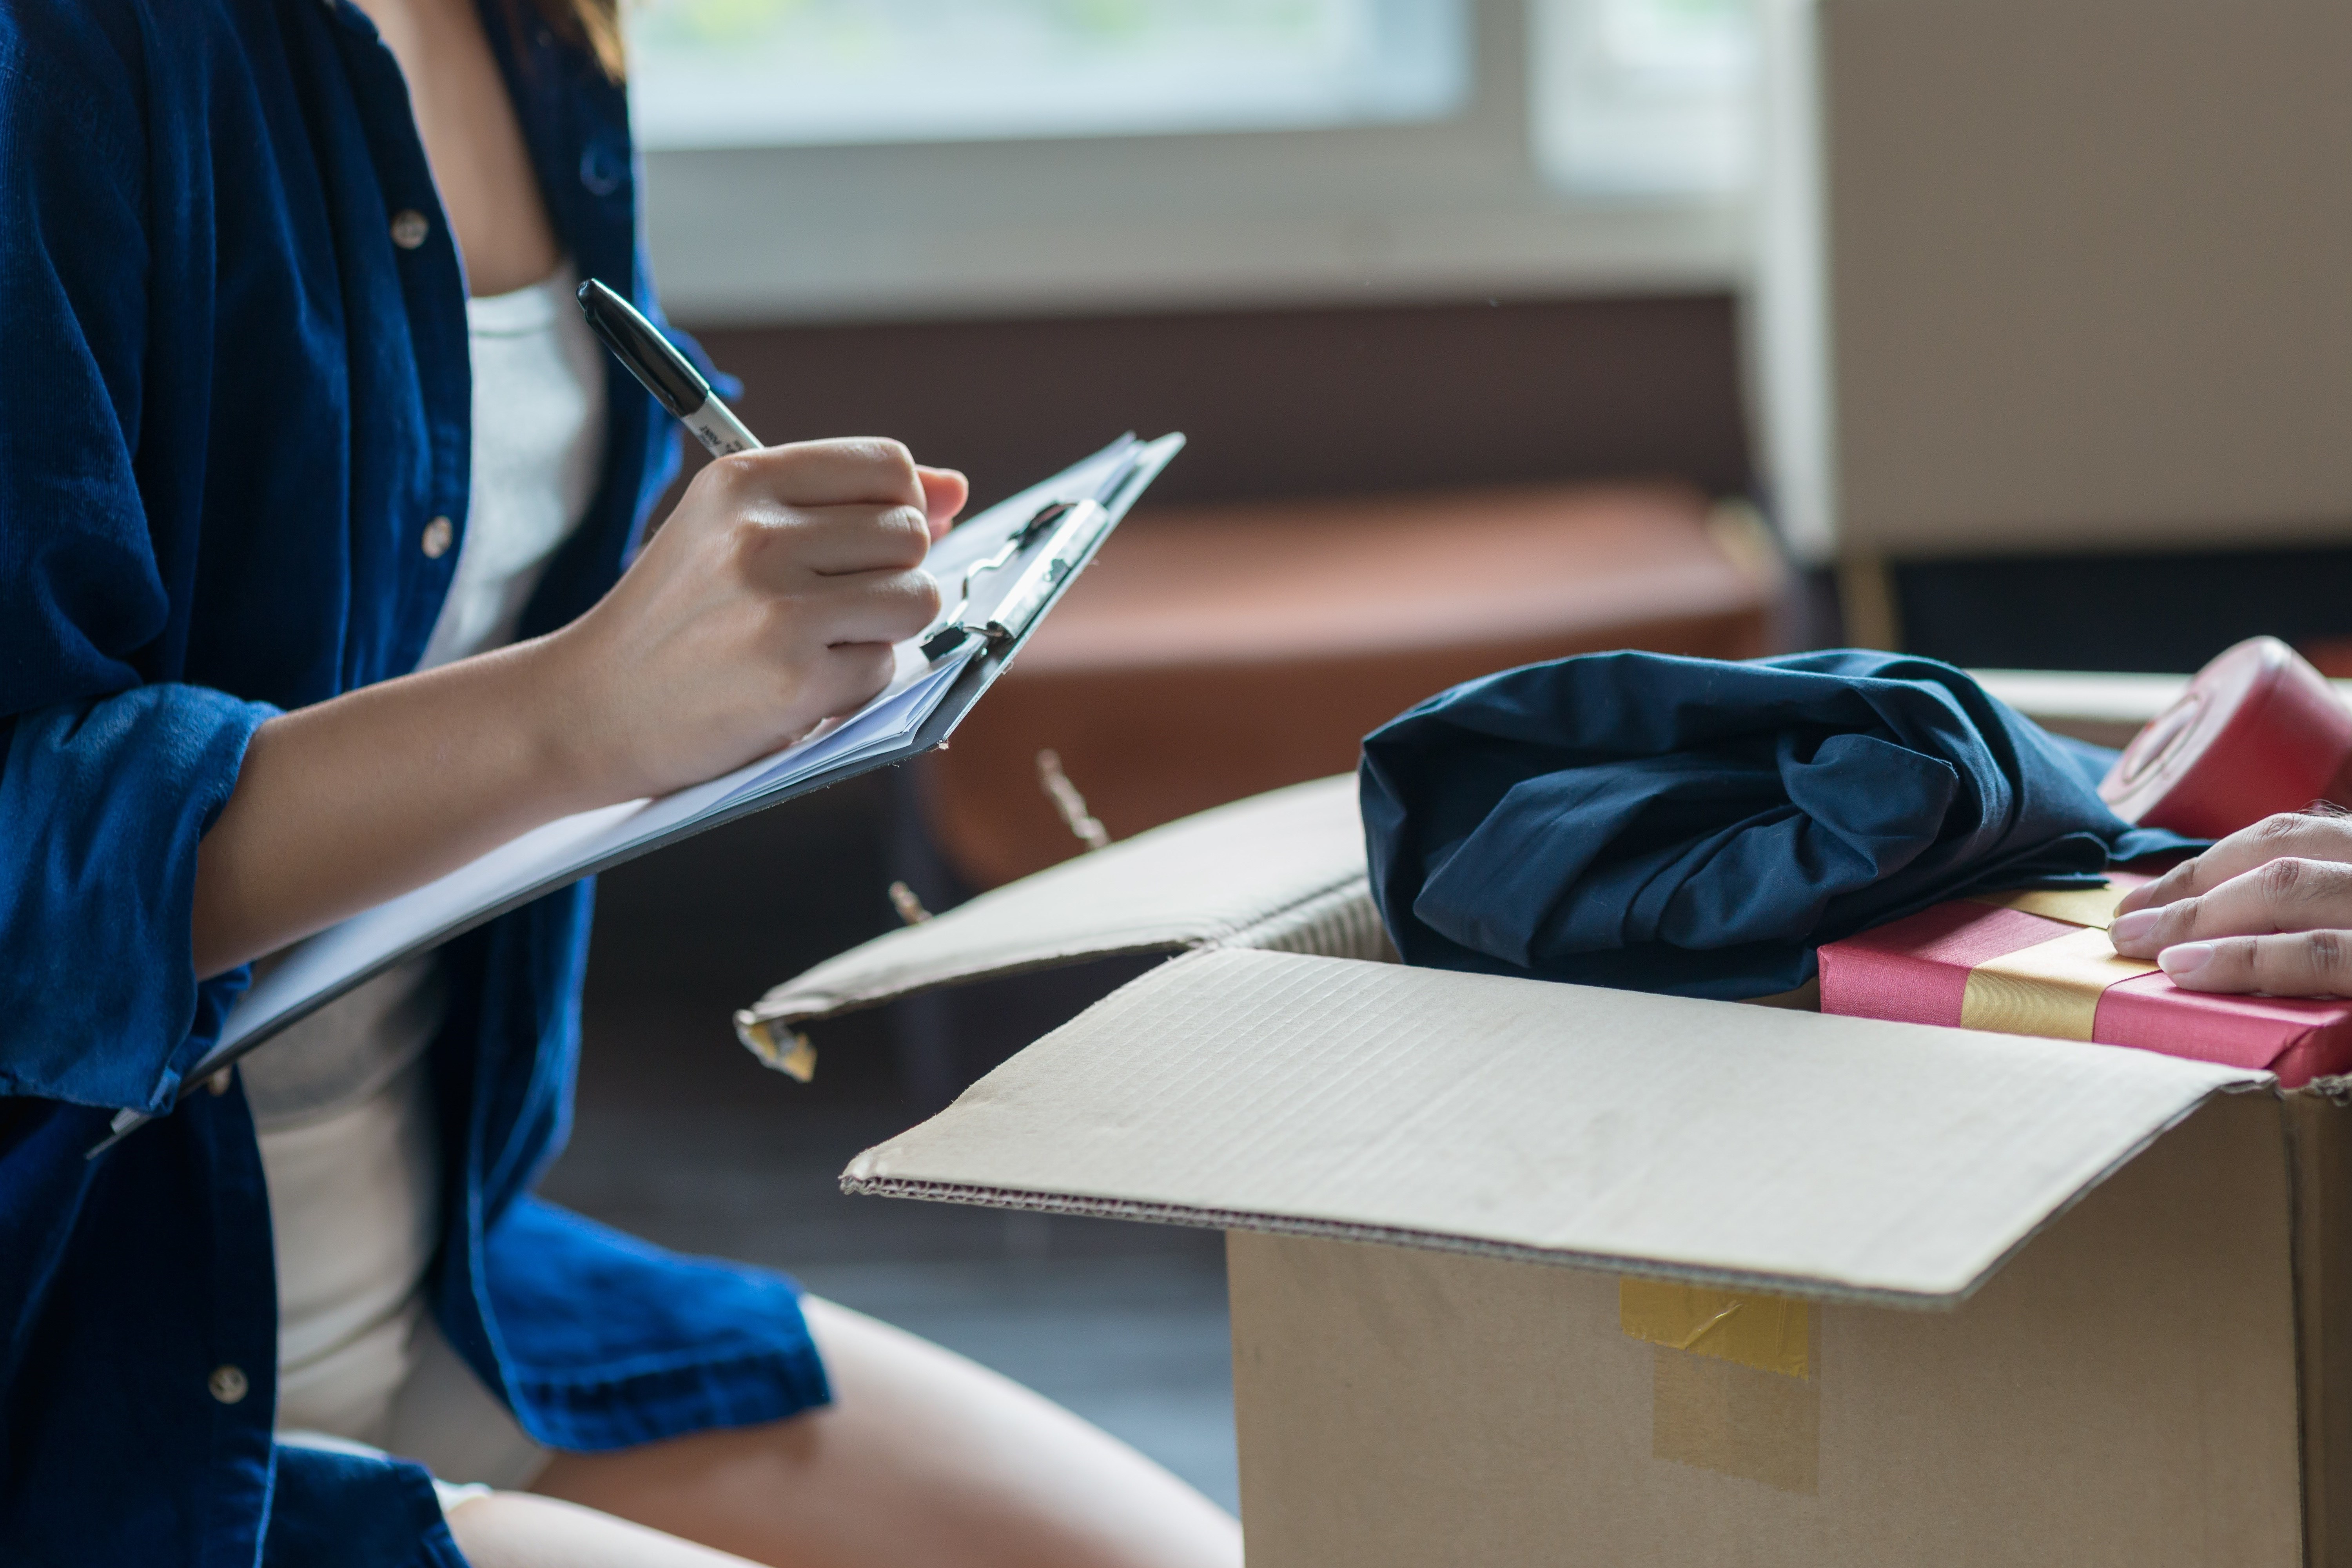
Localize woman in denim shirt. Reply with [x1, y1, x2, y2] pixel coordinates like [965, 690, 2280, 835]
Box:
[0, 0, 1239, 1564]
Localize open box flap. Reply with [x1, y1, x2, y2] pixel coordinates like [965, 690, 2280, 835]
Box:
[735, 775, 1382, 1055]
[739, 666, 2344, 1067]
[737, 667, 2262, 1054]
[844, 948, 2270, 1306]
[729, 663, 2333, 1067]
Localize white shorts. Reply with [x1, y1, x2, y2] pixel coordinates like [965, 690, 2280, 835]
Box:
[280, 1311, 552, 1514]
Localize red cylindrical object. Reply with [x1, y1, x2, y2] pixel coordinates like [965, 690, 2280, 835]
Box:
[2099, 636, 2352, 838]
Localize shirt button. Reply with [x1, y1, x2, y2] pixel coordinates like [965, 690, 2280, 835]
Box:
[421, 516, 454, 559]
[208, 1364, 249, 1405]
[579, 143, 624, 196]
[389, 209, 430, 250]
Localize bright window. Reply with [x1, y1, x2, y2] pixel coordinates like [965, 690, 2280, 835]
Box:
[631, 0, 1757, 321]
[1531, 0, 1758, 198]
[627, 0, 1472, 151]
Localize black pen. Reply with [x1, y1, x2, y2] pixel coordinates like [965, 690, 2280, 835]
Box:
[577, 278, 762, 456]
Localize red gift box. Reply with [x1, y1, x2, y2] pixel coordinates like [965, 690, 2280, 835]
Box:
[1818, 877, 2352, 1087]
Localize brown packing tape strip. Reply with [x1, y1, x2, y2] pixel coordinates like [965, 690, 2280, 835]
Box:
[1620, 1280, 1808, 1379]
[1622, 1280, 1819, 1494]
[1650, 1344, 1822, 1495]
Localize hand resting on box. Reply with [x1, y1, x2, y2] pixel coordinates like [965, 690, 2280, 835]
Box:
[2110, 811, 2352, 997]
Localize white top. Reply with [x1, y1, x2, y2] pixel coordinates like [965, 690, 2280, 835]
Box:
[417, 263, 611, 667]
[250, 261, 608, 1444]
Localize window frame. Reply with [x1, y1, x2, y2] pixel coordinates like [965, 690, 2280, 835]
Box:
[639, 0, 1751, 324]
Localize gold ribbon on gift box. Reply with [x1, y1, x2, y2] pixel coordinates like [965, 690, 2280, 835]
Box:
[1956, 882, 2160, 1040]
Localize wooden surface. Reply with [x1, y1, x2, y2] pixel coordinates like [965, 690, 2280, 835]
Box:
[682, 294, 1752, 514]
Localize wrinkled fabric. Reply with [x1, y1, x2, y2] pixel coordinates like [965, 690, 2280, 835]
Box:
[1361, 649, 2201, 998]
[0, 4, 824, 1566]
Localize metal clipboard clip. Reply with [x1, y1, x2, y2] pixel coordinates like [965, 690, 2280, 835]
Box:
[919, 450, 1138, 662]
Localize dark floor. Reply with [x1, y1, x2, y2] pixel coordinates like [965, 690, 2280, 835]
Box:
[537, 771, 1239, 1512]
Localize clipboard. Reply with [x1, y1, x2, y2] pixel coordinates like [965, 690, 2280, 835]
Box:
[97, 432, 1184, 1151]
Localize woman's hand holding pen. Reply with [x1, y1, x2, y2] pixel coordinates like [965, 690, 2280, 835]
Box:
[535, 438, 966, 808]
[192, 437, 966, 978]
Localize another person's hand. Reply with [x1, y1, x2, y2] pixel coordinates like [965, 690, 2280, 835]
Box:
[2108, 812, 2352, 996]
[537, 438, 966, 807]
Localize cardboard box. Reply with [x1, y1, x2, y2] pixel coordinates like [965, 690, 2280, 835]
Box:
[840, 950, 2351, 1566]
[746, 671, 2352, 1564]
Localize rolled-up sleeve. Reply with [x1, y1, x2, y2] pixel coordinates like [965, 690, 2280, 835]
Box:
[0, 694, 275, 1109]
[0, 31, 279, 1110]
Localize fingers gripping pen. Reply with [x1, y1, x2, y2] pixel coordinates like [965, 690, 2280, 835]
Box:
[576, 278, 762, 456]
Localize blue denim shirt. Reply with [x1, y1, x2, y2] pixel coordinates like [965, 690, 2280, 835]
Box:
[0, 3, 828, 1563]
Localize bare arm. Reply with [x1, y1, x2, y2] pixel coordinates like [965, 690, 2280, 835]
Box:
[191, 440, 965, 979]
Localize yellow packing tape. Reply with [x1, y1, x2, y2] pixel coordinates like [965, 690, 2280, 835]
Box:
[1959, 925, 2161, 1041]
[1965, 880, 2130, 931]
[1619, 1279, 1809, 1379]
[1650, 1344, 1822, 1494]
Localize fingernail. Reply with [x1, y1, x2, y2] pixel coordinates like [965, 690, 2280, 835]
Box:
[2160, 942, 2215, 976]
[2110, 909, 2161, 946]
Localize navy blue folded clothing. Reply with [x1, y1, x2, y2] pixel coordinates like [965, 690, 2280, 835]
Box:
[1360, 649, 2202, 999]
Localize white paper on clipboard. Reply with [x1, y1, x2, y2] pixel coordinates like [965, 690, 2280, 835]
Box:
[194, 432, 1182, 1078]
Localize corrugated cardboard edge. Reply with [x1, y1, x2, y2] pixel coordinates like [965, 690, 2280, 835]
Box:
[2288, 1075, 2352, 1568]
[735, 776, 1386, 1049]
[1224, 877, 1394, 960]
[842, 1073, 2265, 1311]
[739, 871, 1390, 1037]
[743, 931, 1207, 1044]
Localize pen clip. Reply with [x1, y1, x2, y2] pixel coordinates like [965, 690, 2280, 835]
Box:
[921, 499, 1080, 661]
[978, 498, 1110, 646]
[918, 443, 1146, 662]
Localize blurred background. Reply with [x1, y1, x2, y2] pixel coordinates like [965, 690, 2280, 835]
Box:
[544, 0, 2352, 1512]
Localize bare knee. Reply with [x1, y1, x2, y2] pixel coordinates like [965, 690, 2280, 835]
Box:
[445, 1490, 767, 1568]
